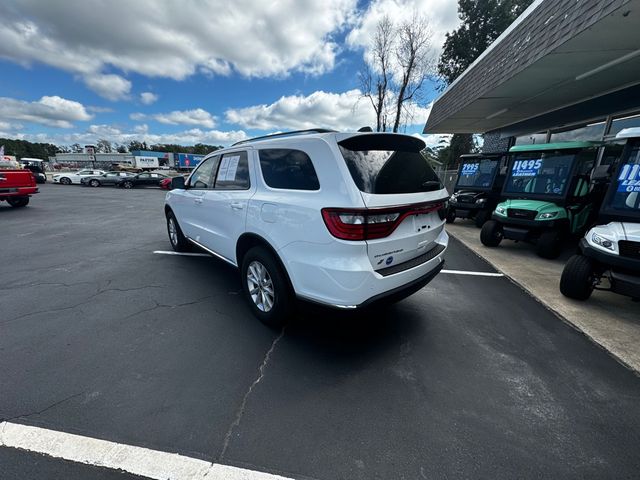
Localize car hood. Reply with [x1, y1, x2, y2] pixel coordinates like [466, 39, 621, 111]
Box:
[622, 222, 640, 241]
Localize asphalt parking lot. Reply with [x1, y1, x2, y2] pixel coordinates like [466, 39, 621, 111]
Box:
[2, 184, 640, 479]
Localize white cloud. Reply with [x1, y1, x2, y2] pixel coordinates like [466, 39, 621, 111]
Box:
[130, 108, 216, 128]
[4, 124, 248, 147]
[0, 0, 357, 91]
[0, 95, 92, 128]
[82, 73, 131, 101]
[225, 89, 431, 131]
[140, 92, 158, 105]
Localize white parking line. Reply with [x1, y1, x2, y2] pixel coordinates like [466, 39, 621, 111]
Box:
[0, 421, 294, 480]
[441, 269, 504, 277]
[153, 250, 210, 257]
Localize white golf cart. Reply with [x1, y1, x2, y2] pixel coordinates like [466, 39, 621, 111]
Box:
[560, 128, 640, 301]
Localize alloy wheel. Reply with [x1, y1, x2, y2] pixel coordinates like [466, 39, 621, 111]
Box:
[246, 261, 275, 312]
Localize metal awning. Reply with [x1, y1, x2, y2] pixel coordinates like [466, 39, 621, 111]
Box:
[424, 0, 640, 135]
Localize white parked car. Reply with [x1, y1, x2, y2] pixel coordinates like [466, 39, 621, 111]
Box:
[53, 169, 106, 185]
[165, 130, 449, 326]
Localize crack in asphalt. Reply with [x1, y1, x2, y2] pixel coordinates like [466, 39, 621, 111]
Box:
[1, 392, 85, 424]
[218, 328, 286, 462]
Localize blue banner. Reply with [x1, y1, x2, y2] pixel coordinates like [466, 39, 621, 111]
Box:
[617, 163, 640, 193]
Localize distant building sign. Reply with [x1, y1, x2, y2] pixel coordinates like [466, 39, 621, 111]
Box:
[177, 153, 204, 169]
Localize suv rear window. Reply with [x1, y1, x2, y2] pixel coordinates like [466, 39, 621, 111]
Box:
[259, 149, 320, 190]
[338, 134, 441, 194]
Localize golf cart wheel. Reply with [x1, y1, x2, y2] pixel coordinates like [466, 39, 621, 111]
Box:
[59, 177, 72, 185]
[241, 246, 293, 328]
[537, 230, 563, 259]
[474, 209, 490, 228]
[480, 220, 503, 247]
[446, 209, 456, 224]
[166, 211, 190, 252]
[7, 196, 29, 208]
[560, 255, 594, 300]
[89, 179, 100, 187]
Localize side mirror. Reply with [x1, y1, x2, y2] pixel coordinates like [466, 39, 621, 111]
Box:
[171, 176, 186, 190]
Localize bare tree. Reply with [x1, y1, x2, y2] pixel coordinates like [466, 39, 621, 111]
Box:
[359, 15, 394, 132]
[360, 14, 434, 133]
[392, 15, 433, 132]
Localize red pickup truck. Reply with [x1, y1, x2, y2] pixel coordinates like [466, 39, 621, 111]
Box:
[0, 169, 39, 207]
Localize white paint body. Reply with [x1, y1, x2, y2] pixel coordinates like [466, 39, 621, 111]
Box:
[53, 169, 106, 184]
[166, 132, 449, 308]
[585, 221, 640, 255]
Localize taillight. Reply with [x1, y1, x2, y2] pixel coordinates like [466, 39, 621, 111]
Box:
[322, 201, 445, 241]
[438, 200, 449, 221]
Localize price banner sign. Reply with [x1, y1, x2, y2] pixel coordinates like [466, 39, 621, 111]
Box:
[512, 159, 542, 177]
[617, 163, 640, 192]
[461, 163, 479, 176]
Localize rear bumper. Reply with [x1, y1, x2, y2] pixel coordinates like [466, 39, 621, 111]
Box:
[0, 186, 38, 198]
[287, 229, 449, 308]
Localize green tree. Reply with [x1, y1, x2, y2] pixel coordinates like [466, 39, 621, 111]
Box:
[437, 0, 532, 167]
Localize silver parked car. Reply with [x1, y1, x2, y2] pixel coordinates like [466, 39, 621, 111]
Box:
[81, 171, 137, 187]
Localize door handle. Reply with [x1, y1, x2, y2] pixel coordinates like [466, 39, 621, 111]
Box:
[194, 197, 203, 205]
[230, 201, 244, 210]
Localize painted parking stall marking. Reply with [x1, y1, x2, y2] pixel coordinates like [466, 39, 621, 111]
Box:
[0, 421, 294, 480]
[441, 269, 504, 277]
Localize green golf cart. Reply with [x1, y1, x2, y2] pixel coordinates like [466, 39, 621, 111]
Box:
[480, 141, 601, 258]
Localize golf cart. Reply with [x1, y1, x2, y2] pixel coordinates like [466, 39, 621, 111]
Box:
[560, 129, 640, 301]
[447, 153, 508, 227]
[480, 141, 601, 258]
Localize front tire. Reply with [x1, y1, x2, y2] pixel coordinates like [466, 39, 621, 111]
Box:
[474, 209, 490, 228]
[89, 179, 100, 187]
[537, 230, 563, 259]
[446, 209, 456, 224]
[7, 196, 29, 208]
[560, 255, 594, 300]
[123, 181, 134, 189]
[59, 177, 72, 185]
[241, 246, 293, 328]
[166, 211, 190, 252]
[480, 220, 503, 247]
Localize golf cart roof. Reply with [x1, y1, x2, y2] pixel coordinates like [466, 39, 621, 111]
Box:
[616, 127, 640, 140]
[509, 141, 601, 153]
[459, 152, 505, 159]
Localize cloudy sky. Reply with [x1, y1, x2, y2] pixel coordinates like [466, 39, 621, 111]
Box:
[0, 0, 460, 148]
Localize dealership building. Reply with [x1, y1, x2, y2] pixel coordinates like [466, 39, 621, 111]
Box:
[424, 0, 640, 154]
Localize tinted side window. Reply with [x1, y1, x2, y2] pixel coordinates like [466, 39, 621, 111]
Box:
[259, 149, 320, 190]
[188, 156, 218, 189]
[215, 152, 250, 190]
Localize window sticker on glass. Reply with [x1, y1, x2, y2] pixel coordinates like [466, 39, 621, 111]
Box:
[217, 155, 240, 182]
[461, 163, 480, 176]
[617, 163, 640, 193]
[512, 159, 543, 177]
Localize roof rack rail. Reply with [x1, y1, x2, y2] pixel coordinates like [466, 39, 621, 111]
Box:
[231, 129, 337, 146]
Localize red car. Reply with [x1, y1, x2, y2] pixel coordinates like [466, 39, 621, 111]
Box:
[161, 176, 187, 190]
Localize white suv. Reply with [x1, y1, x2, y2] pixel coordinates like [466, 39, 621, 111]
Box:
[165, 130, 449, 326]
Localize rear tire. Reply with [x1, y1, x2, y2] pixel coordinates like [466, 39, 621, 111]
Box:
[446, 209, 456, 224]
[7, 197, 29, 208]
[59, 177, 71, 185]
[166, 211, 190, 252]
[241, 246, 293, 328]
[123, 181, 134, 189]
[537, 230, 563, 259]
[560, 255, 594, 300]
[480, 220, 503, 247]
[474, 209, 490, 228]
